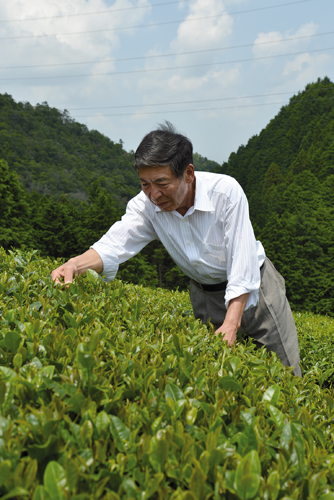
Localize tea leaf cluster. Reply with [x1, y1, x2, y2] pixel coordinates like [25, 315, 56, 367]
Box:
[0, 248, 334, 499]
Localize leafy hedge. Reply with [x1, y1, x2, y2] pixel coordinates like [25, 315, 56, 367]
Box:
[0, 249, 334, 500]
[295, 313, 334, 386]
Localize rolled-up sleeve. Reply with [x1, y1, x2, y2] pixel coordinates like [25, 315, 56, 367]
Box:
[224, 183, 262, 310]
[91, 194, 157, 281]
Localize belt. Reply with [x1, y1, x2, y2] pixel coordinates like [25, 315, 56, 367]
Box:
[192, 261, 265, 293]
[191, 280, 227, 292]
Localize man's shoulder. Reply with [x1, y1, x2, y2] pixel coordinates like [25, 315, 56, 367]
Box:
[195, 171, 242, 197]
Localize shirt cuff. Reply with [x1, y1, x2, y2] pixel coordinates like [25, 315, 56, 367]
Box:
[225, 280, 260, 311]
[91, 242, 119, 281]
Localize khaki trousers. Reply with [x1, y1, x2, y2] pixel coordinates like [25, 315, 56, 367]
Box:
[189, 258, 302, 377]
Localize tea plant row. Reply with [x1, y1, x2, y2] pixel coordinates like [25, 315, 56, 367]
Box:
[0, 249, 333, 499]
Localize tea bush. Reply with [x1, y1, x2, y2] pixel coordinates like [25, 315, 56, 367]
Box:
[295, 312, 334, 386]
[0, 248, 333, 500]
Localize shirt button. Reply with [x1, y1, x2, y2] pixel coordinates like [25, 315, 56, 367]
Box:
[187, 241, 191, 245]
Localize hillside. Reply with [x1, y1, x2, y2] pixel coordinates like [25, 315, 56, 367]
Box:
[221, 77, 334, 195]
[0, 94, 140, 208]
[0, 95, 219, 208]
[219, 77, 334, 315]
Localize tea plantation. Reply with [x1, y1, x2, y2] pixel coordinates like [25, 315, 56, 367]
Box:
[0, 248, 333, 500]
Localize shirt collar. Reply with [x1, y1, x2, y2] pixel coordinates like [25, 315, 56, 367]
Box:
[193, 173, 215, 212]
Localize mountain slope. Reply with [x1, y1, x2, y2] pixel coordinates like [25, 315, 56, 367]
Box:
[219, 77, 334, 315]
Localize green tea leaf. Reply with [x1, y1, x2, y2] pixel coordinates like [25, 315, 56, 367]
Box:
[145, 473, 164, 498]
[268, 404, 286, 428]
[119, 478, 138, 498]
[218, 376, 242, 392]
[76, 343, 95, 371]
[13, 352, 22, 368]
[280, 423, 305, 469]
[27, 435, 61, 462]
[149, 430, 169, 473]
[165, 382, 185, 402]
[96, 411, 110, 437]
[0, 381, 6, 409]
[80, 420, 93, 444]
[86, 269, 100, 284]
[1, 488, 29, 499]
[234, 450, 261, 500]
[180, 493, 197, 500]
[228, 356, 242, 375]
[23, 459, 38, 490]
[110, 416, 131, 452]
[173, 399, 186, 418]
[186, 407, 197, 425]
[190, 459, 206, 500]
[266, 471, 280, 500]
[32, 485, 52, 500]
[172, 332, 181, 353]
[4, 331, 21, 353]
[67, 392, 86, 414]
[0, 460, 11, 487]
[262, 385, 280, 405]
[0, 366, 17, 382]
[44, 461, 67, 500]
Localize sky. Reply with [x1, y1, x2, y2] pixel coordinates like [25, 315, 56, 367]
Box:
[0, 0, 333, 164]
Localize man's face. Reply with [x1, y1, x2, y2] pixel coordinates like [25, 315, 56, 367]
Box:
[138, 164, 195, 215]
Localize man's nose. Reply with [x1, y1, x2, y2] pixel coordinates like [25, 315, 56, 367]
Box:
[151, 185, 162, 200]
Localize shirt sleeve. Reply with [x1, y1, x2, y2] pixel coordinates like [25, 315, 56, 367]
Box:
[223, 181, 261, 310]
[91, 194, 158, 281]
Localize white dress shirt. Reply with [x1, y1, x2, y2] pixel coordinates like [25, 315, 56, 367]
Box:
[92, 171, 266, 310]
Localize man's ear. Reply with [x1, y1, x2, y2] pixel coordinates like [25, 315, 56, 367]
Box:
[184, 164, 195, 183]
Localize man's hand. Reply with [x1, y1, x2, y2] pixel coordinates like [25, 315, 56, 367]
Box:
[51, 261, 78, 285]
[215, 293, 250, 347]
[215, 322, 238, 346]
[51, 249, 103, 285]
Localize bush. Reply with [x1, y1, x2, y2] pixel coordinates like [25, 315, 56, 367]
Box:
[0, 248, 333, 499]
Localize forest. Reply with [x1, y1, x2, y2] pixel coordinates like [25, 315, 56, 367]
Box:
[1, 77, 334, 315]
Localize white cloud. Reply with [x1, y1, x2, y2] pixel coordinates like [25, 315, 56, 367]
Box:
[256, 52, 333, 109]
[172, 0, 233, 52]
[135, 0, 237, 107]
[283, 53, 332, 79]
[252, 22, 318, 59]
[165, 66, 239, 93]
[0, 0, 151, 75]
[283, 53, 312, 75]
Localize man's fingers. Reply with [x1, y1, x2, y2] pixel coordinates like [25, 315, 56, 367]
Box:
[63, 267, 75, 284]
[51, 265, 75, 286]
[51, 271, 63, 283]
[221, 333, 231, 346]
[216, 330, 235, 347]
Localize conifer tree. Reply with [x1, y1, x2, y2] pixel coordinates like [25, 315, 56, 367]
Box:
[0, 159, 31, 249]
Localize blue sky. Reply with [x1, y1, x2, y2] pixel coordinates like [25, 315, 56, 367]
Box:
[0, 0, 333, 163]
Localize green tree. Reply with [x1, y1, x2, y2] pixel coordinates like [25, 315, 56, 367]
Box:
[262, 162, 284, 201]
[29, 193, 81, 258]
[76, 179, 121, 250]
[0, 159, 31, 249]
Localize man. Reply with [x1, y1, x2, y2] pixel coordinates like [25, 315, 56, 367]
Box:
[51, 122, 301, 377]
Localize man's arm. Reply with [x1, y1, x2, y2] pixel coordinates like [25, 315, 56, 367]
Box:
[215, 293, 249, 346]
[51, 248, 103, 284]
